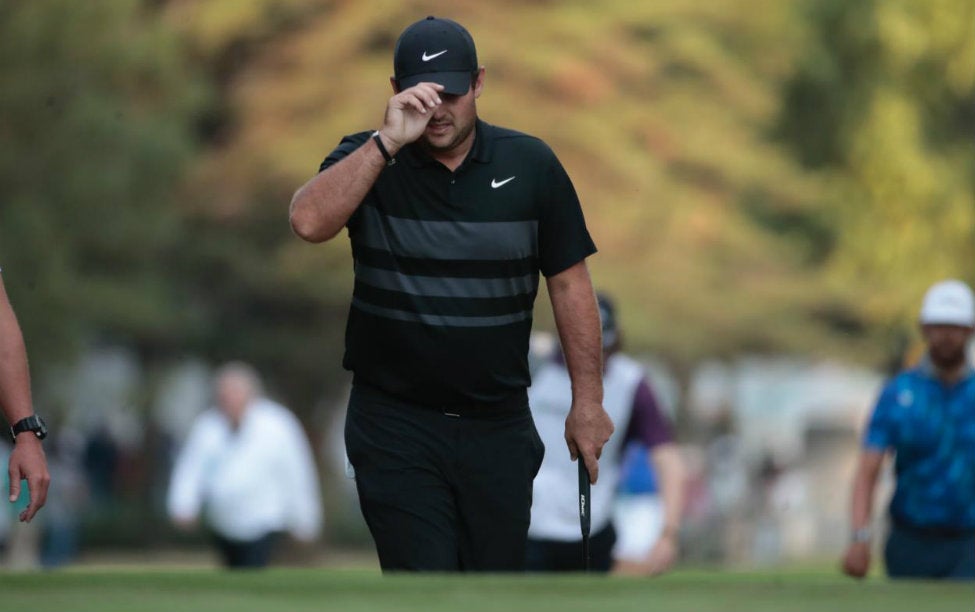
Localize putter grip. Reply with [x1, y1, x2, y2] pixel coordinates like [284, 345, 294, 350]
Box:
[578, 460, 591, 537]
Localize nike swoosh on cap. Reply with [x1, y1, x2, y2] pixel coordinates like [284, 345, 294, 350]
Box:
[422, 50, 448, 62]
[491, 177, 516, 189]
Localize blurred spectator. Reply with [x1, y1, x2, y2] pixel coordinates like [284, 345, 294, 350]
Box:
[40, 429, 88, 568]
[82, 425, 119, 511]
[166, 362, 323, 568]
[611, 439, 683, 574]
[527, 293, 683, 574]
[843, 280, 975, 580]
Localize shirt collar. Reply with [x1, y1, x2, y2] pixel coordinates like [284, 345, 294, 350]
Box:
[916, 354, 975, 383]
[468, 119, 492, 163]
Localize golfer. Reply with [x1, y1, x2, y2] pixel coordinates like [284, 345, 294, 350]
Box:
[290, 16, 613, 571]
[842, 279, 975, 580]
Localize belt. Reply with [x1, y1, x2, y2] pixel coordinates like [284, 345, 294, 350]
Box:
[892, 517, 975, 539]
[351, 379, 529, 418]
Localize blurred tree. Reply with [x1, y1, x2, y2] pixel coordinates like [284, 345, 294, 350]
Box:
[161, 0, 862, 370]
[779, 0, 975, 329]
[0, 0, 209, 372]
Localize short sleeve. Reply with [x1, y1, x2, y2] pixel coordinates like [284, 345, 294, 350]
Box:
[318, 131, 372, 173]
[317, 131, 373, 230]
[863, 382, 898, 451]
[537, 152, 597, 277]
[623, 378, 674, 448]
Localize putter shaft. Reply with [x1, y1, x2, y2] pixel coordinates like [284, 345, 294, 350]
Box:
[578, 460, 591, 571]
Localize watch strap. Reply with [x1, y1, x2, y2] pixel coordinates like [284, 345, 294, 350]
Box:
[10, 415, 47, 442]
[371, 131, 396, 166]
[851, 526, 872, 543]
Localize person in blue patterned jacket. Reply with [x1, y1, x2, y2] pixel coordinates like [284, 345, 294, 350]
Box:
[842, 279, 975, 580]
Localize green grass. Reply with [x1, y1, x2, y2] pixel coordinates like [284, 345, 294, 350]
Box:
[0, 568, 970, 612]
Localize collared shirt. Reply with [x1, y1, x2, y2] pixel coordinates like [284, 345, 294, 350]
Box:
[864, 360, 975, 529]
[319, 120, 596, 408]
[167, 398, 323, 542]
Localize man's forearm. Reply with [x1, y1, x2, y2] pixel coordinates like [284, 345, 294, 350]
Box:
[851, 451, 884, 530]
[546, 262, 602, 404]
[289, 135, 391, 243]
[650, 444, 684, 535]
[0, 301, 33, 426]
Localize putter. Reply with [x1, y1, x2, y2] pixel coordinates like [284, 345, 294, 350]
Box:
[578, 459, 591, 571]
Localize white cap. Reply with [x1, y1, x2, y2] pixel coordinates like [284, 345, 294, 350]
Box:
[919, 279, 975, 327]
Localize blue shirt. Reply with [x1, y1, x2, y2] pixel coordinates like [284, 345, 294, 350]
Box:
[616, 377, 673, 496]
[864, 362, 975, 529]
[618, 441, 659, 495]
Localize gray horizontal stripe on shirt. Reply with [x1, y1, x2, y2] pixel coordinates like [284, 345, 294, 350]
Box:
[352, 297, 532, 327]
[355, 264, 538, 299]
[358, 206, 538, 261]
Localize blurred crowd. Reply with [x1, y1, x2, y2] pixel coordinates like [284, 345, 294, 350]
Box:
[2, 286, 972, 578]
[0, 326, 892, 571]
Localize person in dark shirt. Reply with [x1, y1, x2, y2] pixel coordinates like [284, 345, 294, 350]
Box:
[289, 16, 613, 571]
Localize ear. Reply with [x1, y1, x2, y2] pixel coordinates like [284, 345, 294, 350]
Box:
[472, 67, 486, 99]
[390, 76, 401, 93]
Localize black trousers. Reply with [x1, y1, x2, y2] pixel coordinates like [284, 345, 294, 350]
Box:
[525, 523, 617, 572]
[212, 531, 280, 569]
[345, 384, 545, 572]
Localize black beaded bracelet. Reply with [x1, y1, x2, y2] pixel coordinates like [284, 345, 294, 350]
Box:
[372, 131, 396, 166]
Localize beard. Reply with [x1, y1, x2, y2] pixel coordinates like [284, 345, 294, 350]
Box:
[422, 117, 475, 154]
[929, 344, 968, 370]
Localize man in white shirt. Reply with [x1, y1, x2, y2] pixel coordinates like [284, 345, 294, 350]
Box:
[167, 362, 322, 568]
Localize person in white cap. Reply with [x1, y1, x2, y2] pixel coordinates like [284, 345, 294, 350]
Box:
[842, 279, 975, 580]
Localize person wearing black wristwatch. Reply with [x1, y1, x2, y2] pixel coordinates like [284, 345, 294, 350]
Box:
[0, 268, 50, 523]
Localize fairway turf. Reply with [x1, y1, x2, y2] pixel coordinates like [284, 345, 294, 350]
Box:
[0, 569, 971, 612]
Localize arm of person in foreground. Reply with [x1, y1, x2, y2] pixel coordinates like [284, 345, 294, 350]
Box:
[547, 261, 613, 484]
[289, 83, 445, 242]
[0, 275, 49, 522]
[841, 449, 885, 579]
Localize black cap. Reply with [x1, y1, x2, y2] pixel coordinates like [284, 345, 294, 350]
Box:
[596, 293, 619, 351]
[394, 16, 478, 95]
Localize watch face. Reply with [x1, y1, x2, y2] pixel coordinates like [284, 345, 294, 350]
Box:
[34, 416, 48, 439]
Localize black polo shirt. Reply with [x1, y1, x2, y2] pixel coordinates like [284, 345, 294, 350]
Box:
[318, 119, 596, 407]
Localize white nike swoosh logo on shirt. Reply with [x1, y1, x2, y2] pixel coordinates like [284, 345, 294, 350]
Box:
[422, 50, 448, 62]
[491, 177, 516, 189]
